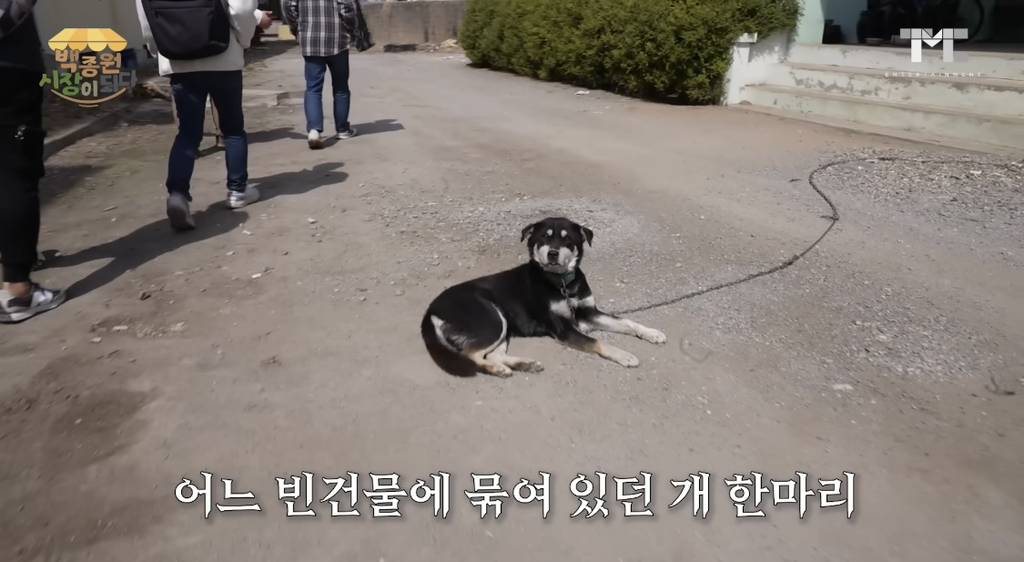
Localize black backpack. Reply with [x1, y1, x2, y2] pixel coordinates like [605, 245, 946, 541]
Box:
[141, 0, 232, 60]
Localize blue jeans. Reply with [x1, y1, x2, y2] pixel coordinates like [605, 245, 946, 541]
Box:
[167, 71, 247, 199]
[303, 51, 351, 133]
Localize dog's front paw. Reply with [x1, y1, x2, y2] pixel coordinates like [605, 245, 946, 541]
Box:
[639, 328, 667, 345]
[520, 360, 545, 373]
[607, 348, 640, 368]
[484, 363, 515, 378]
[508, 359, 544, 373]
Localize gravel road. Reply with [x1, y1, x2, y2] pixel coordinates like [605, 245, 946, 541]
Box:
[1, 47, 1021, 562]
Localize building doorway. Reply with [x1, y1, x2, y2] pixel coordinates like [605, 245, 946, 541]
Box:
[802, 0, 1024, 49]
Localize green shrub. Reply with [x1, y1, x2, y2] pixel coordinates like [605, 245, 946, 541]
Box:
[461, 0, 801, 104]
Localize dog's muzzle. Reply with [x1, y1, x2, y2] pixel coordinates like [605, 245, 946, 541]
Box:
[534, 244, 577, 274]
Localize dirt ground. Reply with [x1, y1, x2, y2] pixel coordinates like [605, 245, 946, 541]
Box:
[1, 45, 1021, 561]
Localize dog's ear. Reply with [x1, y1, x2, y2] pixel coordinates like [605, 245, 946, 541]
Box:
[521, 222, 538, 243]
[578, 224, 594, 246]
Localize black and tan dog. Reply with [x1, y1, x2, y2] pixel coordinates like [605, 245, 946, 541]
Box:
[421, 217, 666, 377]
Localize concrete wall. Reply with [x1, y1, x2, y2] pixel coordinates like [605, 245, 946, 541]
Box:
[362, 0, 466, 46]
[33, 0, 145, 52]
[724, 32, 791, 105]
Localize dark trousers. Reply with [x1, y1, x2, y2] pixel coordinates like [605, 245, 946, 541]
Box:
[167, 71, 248, 199]
[0, 69, 45, 284]
[303, 51, 351, 133]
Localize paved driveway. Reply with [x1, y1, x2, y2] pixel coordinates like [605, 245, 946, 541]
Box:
[1, 48, 1021, 561]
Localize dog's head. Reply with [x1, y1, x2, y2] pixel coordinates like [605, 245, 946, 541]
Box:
[521, 217, 594, 274]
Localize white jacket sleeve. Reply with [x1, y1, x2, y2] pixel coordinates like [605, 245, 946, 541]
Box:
[134, 0, 157, 56]
[229, 0, 258, 48]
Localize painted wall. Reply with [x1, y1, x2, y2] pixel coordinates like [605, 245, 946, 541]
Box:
[794, 0, 825, 44]
[796, 0, 868, 45]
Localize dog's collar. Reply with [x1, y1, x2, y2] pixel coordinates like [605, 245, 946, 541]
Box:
[543, 270, 577, 292]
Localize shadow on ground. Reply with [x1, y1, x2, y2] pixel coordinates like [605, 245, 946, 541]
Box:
[249, 126, 308, 144]
[197, 119, 403, 157]
[353, 119, 405, 136]
[250, 161, 348, 202]
[123, 101, 176, 126]
[243, 39, 297, 66]
[39, 164, 107, 206]
[0, 353, 164, 562]
[42, 163, 346, 298]
[197, 126, 307, 157]
[318, 120, 405, 148]
[43, 204, 250, 299]
[247, 119, 405, 145]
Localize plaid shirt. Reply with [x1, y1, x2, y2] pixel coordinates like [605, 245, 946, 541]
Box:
[285, 0, 349, 57]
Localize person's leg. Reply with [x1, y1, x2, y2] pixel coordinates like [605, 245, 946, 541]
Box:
[207, 71, 248, 195]
[171, 91, 179, 127]
[166, 73, 209, 201]
[303, 55, 327, 133]
[0, 174, 39, 290]
[0, 167, 38, 290]
[326, 50, 353, 136]
[0, 69, 64, 322]
[210, 101, 222, 147]
[0, 69, 44, 289]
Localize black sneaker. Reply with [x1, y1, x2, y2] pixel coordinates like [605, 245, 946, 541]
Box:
[0, 284, 66, 324]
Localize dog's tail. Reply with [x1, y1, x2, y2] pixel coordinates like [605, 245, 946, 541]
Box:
[420, 313, 478, 377]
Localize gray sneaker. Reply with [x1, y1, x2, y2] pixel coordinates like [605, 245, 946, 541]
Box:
[228, 185, 260, 209]
[166, 192, 196, 231]
[0, 284, 66, 324]
[336, 126, 358, 140]
[307, 129, 324, 149]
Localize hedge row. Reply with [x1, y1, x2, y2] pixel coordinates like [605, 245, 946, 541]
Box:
[460, 0, 801, 104]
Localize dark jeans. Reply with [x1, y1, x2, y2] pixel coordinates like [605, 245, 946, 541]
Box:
[303, 51, 351, 133]
[0, 69, 45, 284]
[168, 71, 247, 199]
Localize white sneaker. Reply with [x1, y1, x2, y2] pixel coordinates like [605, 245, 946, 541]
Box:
[336, 126, 358, 140]
[307, 129, 323, 149]
[166, 192, 196, 231]
[0, 284, 66, 324]
[228, 186, 260, 209]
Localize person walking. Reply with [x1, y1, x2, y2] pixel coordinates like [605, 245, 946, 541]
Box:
[0, 0, 66, 323]
[285, 0, 358, 149]
[169, 9, 273, 150]
[136, 0, 264, 231]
